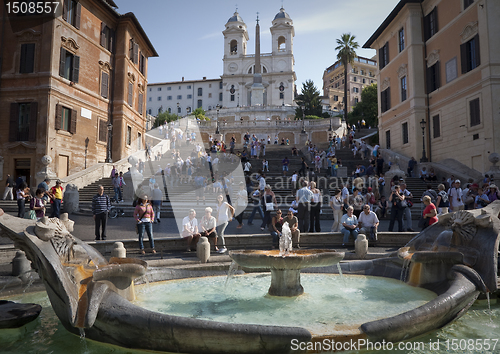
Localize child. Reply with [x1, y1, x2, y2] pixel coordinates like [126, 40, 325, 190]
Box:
[262, 159, 269, 172]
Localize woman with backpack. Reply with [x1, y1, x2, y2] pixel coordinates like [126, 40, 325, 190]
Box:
[436, 184, 450, 214]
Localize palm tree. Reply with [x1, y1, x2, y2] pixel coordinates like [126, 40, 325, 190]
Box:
[335, 33, 359, 122]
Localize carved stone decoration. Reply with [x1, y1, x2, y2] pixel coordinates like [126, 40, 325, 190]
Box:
[127, 72, 136, 82]
[16, 29, 41, 42]
[426, 49, 440, 68]
[98, 60, 112, 71]
[460, 22, 478, 44]
[61, 36, 80, 53]
[397, 64, 408, 78]
[449, 210, 477, 243]
[381, 77, 390, 91]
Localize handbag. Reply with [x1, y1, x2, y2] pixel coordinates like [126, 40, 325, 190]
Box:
[135, 209, 148, 234]
[25, 210, 37, 220]
[265, 202, 274, 211]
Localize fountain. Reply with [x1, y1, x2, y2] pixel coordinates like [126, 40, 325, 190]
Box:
[230, 222, 345, 296]
[0, 202, 499, 353]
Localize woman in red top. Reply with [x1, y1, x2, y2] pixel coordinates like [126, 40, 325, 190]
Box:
[422, 195, 438, 229]
[133, 195, 156, 254]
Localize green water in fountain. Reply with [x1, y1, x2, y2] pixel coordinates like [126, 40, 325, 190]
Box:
[0, 274, 498, 354]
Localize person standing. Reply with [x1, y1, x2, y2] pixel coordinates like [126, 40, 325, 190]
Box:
[151, 183, 163, 223]
[92, 185, 111, 241]
[234, 182, 247, 229]
[329, 189, 343, 232]
[260, 185, 277, 231]
[247, 189, 264, 225]
[388, 185, 405, 232]
[449, 180, 464, 212]
[49, 180, 63, 218]
[37, 178, 51, 205]
[16, 182, 30, 218]
[407, 157, 417, 177]
[112, 173, 121, 202]
[133, 195, 156, 254]
[30, 188, 46, 220]
[296, 180, 313, 234]
[308, 181, 321, 232]
[216, 193, 234, 253]
[400, 182, 414, 232]
[3, 174, 14, 200]
[282, 157, 289, 176]
[421, 195, 438, 230]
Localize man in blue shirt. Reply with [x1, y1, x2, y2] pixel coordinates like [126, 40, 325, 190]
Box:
[92, 185, 111, 241]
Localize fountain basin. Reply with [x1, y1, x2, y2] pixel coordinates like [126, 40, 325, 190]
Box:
[229, 250, 345, 296]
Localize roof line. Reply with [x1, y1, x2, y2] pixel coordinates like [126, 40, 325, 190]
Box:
[149, 78, 222, 85]
[363, 0, 421, 49]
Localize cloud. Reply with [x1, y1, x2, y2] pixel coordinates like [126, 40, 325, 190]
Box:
[199, 31, 221, 40]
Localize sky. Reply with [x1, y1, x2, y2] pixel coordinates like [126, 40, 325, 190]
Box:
[115, 0, 401, 95]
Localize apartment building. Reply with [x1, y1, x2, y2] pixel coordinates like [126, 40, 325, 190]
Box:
[322, 56, 377, 114]
[0, 0, 157, 185]
[364, 0, 499, 173]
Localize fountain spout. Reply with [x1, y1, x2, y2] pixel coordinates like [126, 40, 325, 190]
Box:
[279, 222, 292, 256]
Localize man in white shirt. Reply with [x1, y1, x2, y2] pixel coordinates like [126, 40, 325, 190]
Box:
[449, 179, 464, 211]
[341, 183, 350, 210]
[258, 172, 266, 195]
[358, 204, 379, 241]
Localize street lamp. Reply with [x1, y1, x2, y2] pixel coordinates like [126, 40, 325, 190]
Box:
[84, 137, 89, 169]
[420, 118, 428, 162]
[105, 122, 113, 163]
[215, 104, 220, 135]
[301, 104, 306, 134]
[328, 105, 333, 131]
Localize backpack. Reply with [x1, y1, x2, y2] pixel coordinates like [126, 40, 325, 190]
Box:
[369, 194, 376, 205]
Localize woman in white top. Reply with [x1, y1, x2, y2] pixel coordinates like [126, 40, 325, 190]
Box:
[234, 182, 247, 229]
[200, 207, 218, 252]
[216, 194, 235, 253]
[309, 181, 322, 232]
[329, 189, 343, 232]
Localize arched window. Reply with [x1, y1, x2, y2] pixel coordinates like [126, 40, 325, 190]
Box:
[248, 65, 268, 74]
[278, 36, 286, 51]
[167, 107, 171, 113]
[230, 40, 237, 54]
[186, 107, 191, 114]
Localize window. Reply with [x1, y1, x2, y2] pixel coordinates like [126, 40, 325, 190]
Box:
[197, 99, 202, 108]
[149, 88, 151, 92]
[371, 80, 374, 84]
[354, 97, 359, 104]
[55, 104, 77, 134]
[219, 92, 223, 101]
[187, 107, 191, 113]
[138, 92, 143, 115]
[139, 52, 145, 75]
[149, 97, 152, 102]
[353, 87, 359, 93]
[9, 102, 37, 142]
[402, 122, 409, 144]
[280, 92, 284, 99]
[427, 62, 440, 93]
[187, 94, 192, 99]
[464, 0, 474, 10]
[398, 28, 405, 52]
[101, 72, 109, 99]
[198, 87, 202, 96]
[401, 76, 407, 101]
[362, 78, 366, 84]
[148, 109, 151, 115]
[187, 85, 191, 89]
[219, 82, 223, 89]
[424, 7, 438, 41]
[470, 98, 480, 127]
[167, 87, 171, 91]
[129, 39, 139, 64]
[353, 77, 357, 82]
[178, 86, 181, 90]
[100, 23, 114, 52]
[386, 130, 391, 149]
[158, 87, 162, 91]
[157, 97, 162, 101]
[381, 87, 391, 113]
[59, 48, 79, 82]
[137, 132, 142, 150]
[177, 106, 181, 114]
[208, 93, 212, 98]
[209, 84, 211, 88]
[128, 82, 133, 106]
[63, 0, 81, 29]
[432, 115, 440, 138]
[379, 42, 389, 69]
[230, 95, 235, 101]
[230, 39, 237, 54]
[98, 119, 107, 142]
[20, 43, 35, 73]
[126, 126, 131, 145]
[167, 107, 171, 113]
[177, 95, 182, 100]
[460, 35, 480, 74]
[333, 95, 338, 101]
[167, 96, 172, 100]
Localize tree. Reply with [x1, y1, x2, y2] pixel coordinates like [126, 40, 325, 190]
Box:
[335, 33, 359, 122]
[191, 107, 210, 121]
[154, 111, 181, 127]
[348, 84, 378, 127]
[295, 80, 323, 119]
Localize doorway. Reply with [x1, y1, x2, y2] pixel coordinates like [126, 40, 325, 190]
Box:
[15, 158, 31, 186]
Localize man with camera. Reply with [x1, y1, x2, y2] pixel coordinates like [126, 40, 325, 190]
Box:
[449, 180, 464, 212]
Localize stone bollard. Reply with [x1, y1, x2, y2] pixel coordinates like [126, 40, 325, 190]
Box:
[111, 242, 127, 258]
[197, 237, 210, 263]
[12, 251, 31, 278]
[355, 234, 368, 259]
[62, 184, 79, 214]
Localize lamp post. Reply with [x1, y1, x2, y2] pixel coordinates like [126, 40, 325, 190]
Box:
[215, 104, 220, 135]
[420, 118, 428, 162]
[105, 122, 113, 163]
[328, 105, 333, 131]
[84, 137, 89, 169]
[301, 104, 306, 134]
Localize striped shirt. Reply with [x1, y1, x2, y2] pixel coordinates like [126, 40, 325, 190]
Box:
[92, 193, 111, 215]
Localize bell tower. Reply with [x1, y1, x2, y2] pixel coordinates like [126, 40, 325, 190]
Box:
[222, 10, 249, 58]
[270, 7, 294, 55]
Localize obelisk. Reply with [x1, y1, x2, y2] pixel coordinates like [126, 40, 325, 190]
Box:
[250, 13, 265, 106]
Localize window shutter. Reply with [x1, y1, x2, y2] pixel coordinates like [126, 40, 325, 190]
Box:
[59, 48, 66, 77]
[423, 14, 430, 41]
[133, 42, 139, 64]
[138, 92, 143, 115]
[109, 28, 115, 53]
[29, 102, 37, 142]
[25, 43, 35, 73]
[386, 87, 391, 110]
[100, 23, 106, 47]
[128, 82, 133, 106]
[72, 55, 80, 83]
[101, 72, 109, 98]
[385, 43, 389, 66]
[62, 0, 68, 21]
[435, 61, 441, 89]
[99, 120, 107, 142]
[474, 34, 480, 67]
[129, 39, 133, 59]
[20, 44, 27, 73]
[379, 48, 383, 69]
[432, 8, 438, 35]
[9, 103, 19, 142]
[426, 66, 431, 93]
[75, 2, 81, 29]
[55, 104, 62, 130]
[381, 90, 386, 112]
[70, 109, 77, 134]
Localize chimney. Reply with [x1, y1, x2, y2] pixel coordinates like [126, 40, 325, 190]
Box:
[182, 77, 184, 81]
[203, 77, 207, 80]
